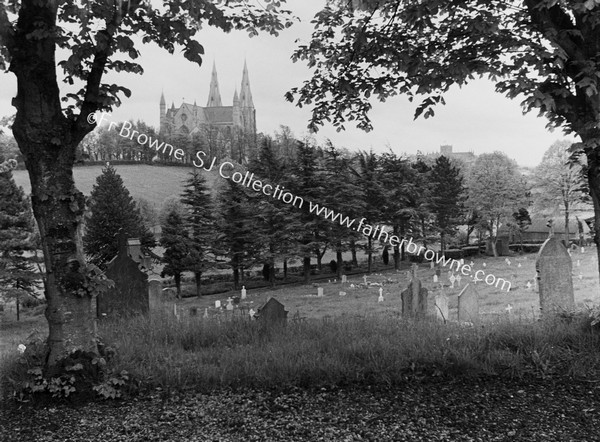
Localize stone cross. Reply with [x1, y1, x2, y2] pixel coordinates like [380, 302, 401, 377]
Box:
[526, 281, 532, 291]
[378, 289, 384, 303]
[505, 304, 513, 315]
[241, 286, 247, 300]
[363, 275, 368, 285]
[536, 237, 574, 315]
[449, 274, 456, 288]
[226, 297, 234, 310]
[456, 274, 462, 286]
[458, 283, 479, 323]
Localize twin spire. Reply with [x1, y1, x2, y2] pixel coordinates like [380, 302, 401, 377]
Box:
[206, 60, 253, 108]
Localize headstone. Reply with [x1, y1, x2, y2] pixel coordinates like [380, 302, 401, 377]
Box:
[378, 287, 384, 302]
[518, 263, 522, 268]
[581, 247, 585, 254]
[256, 298, 288, 327]
[317, 287, 324, 297]
[455, 274, 462, 286]
[505, 304, 513, 316]
[536, 237, 574, 315]
[577, 260, 581, 267]
[526, 281, 532, 291]
[249, 308, 256, 319]
[482, 262, 486, 268]
[341, 275, 347, 284]
[226, 297, 234, 310]
[215, 300, 221, 308]
[434, 291, 449, 323]
[579, 273, 583, 280]
[241, 286, 247, 300]
[457, 284, 479, 323]
[449, 274, 456, 289]
[148, 279, 162, 311]
[430, 261, 434, 269]
[433, 275, 438, 283]
[203, 308, 208, 318]
[363, 275, 368, 285]
[401, 275, 428, 318]
[339, 291, 346, 296]
[98, 236, 149, 318]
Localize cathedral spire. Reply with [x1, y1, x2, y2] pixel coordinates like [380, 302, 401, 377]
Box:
[206, 61, 223, 107]
[239, 59, 254, 108]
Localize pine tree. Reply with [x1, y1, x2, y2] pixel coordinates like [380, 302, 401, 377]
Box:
[180, 171, 216, 296]
[249, 137, 302, 286]
[431, 155, 465, 254]
[321, 142, 364, 278]
[83, 165, 155, 268]
[160, 210, 189, 298]
[0, 163, 40, 320]
[215, 177, 261, 290]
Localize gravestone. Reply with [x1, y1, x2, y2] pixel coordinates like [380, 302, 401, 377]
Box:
[341, 275, 347, 284]
[317, 287, 324, 297]
[256, 298, 288, 327]
[536, 237, 574, 315]
[434, 290, 449, 323]
[215, 300, 221, 308]
[148, 279, 162, 311]
[378, 287, 384, 302]
[457, 283, 479, 323]
[98, 236, 149, 318]
[226, 297, 234, 310]
[241, 286, 247, 300]
[401, 267, 428, 317]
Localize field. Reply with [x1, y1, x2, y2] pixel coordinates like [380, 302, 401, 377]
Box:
[11, 164, 219, 208]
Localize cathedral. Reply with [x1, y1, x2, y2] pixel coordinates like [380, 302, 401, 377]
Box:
[159, 61, 257, 162]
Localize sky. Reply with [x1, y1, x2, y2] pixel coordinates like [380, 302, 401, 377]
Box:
[0, 0, 577, 168]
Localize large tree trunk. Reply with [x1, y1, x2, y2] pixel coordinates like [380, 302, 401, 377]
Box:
[584, 133, 600, 285]
[10, 1, 98, 370]
[564, 201, 570, 247]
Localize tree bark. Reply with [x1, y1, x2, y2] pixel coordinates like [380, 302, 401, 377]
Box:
[10, 0, 98, 370]
[584, 132, 600, 285]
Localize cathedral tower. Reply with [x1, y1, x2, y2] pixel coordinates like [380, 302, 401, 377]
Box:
[206, 61, 223, 107]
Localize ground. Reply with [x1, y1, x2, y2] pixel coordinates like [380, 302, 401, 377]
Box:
[1, 376, 599, 441]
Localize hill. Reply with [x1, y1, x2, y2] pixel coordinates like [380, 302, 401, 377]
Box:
[11, 164, 219, 208]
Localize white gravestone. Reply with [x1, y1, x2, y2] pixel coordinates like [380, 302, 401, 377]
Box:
[215, 300, 221, 309]
[434, 291, 449, 323]
[241, 286, 247, 300]
[226, 297, 234, 310]
[317, 287, 324, 297]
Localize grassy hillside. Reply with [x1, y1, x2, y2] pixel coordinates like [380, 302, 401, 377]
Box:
[11, 164, 219, 208]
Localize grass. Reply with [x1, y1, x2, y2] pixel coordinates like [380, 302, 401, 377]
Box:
[11, 164, 219, 208]
[2, 251, 600, 400]
[94, 309, 600, 393]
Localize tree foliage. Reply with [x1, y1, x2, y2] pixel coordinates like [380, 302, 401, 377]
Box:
[160, 209, 189, 298]
[83, 165, 155, 268]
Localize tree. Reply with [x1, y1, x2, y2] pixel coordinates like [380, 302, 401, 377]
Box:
[466, 152, 527, 257]
[0, 160, 40, 320]
[0, 0, 291, 369]
[249, 137, 301, 286]
[431, 155, 465, 254]
[533, 140, 588, 245]
[160, 210, 189, 298]
[180, 171, 216, 296]
[288, 1, 600, 280]
[83, 165, 155, 268]
[509, 208, 532, 253]
[215, 177, 261, 290]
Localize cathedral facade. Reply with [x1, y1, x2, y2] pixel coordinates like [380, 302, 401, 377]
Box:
[159, 61, 257, 162]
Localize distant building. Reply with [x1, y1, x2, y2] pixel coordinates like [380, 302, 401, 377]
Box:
[439, 144, 477, 165]
[159, 61, 257, 163]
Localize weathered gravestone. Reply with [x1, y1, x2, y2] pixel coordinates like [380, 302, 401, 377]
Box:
[148, 279, 162, 311]
[256, 298, 288, 327]
[434, 290, 449, 323]
[457, 283, 479, 323]
[536, 236, 574, 315]
[97, 236, 149, 318]
[401, 266, 428, 317]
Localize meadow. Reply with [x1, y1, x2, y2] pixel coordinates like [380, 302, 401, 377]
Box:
[11, 164, 217, 207]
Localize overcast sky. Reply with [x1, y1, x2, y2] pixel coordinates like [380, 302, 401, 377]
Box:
[0, 0, 576, 167]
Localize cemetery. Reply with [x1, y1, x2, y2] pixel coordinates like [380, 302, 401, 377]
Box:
[2, 0, 600, 440]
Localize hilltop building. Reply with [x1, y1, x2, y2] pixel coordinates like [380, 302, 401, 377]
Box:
[438, 145, 476, 165]
[159, 61, 257, 162]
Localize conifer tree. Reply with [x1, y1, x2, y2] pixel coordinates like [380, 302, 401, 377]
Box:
[289, 141, 328, 283]
[249, 137, 302, 286]
[160, 210, 189, 298]
[180, 171, 216, 296]
[322, 142, 364, 278]
[431, 155, 465, 254]
[0, 160, 40, 320]
[83, 165, 155, 268]
[215, 177, 261, 290]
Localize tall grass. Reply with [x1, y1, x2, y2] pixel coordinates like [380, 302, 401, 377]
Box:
[99, 311, 600, 392]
